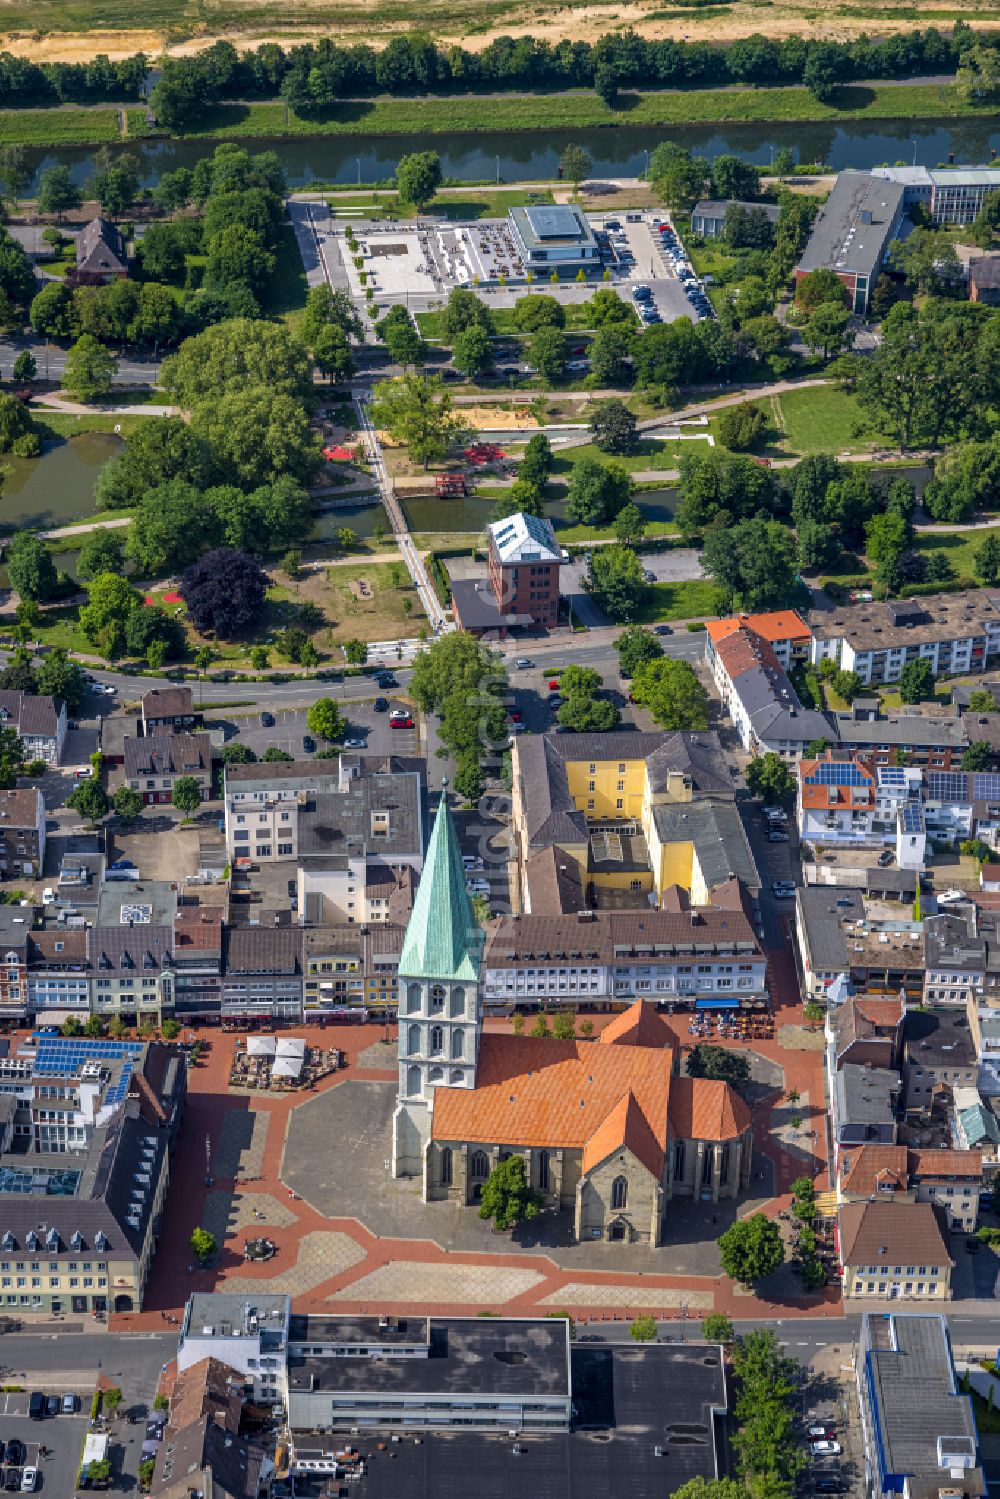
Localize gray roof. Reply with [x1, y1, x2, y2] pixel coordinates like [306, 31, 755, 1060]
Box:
[225, 761, 342, 791]
[650, 801, 760, 893]
[124, 732, 211, 779]
[297, 770, 423, 863]
[797, 170, 905, 281]
[796, 886, 863, 971]
[834, 715, 968, 750]
[903, 1008, 977, 1069]
[692, 199, 781, 222]
[0, 904, 31, 954]
[514, 737, 587, 849]
[922, 911, 986, 972]
[450, 578, 507, 631]
[734, 663, 830, 746]
[223, 927, 302, 975]
[141, 686, 194, 720]
[151, 1417, 264, 1499]
[0, 689, 61, 739]
[510, 204, 595, 249]
[835, 1062, 900, 1128]
[970, 254, 1000, 289]
[184, 1291, 290, 1340]
[97, 880, 178, 929]
[645, 730, 734, 797]
[75, 216, 128, 276]
[101, 714, 141, 758]
[91, 924, 173, 975]
[0, 787, 41, 831]
[860, 1312, 984, 1499]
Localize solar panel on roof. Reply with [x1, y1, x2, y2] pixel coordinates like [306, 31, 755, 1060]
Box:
[927, 772, 968, 802]
[804, 762, 870, 787]
[900, 804, 924, 833]
[974, 774, 1000, 801]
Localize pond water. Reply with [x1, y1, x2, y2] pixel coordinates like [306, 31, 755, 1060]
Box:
[0, 432, 124, 534]
[20, 117, 1000, 195]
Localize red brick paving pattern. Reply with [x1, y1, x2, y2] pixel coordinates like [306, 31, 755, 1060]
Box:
[115, 956, 840, 1332]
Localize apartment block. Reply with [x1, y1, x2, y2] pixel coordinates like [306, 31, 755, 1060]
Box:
[811, 592, 1000, 686]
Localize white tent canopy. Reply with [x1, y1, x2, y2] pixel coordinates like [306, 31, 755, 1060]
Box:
[272, 1054, 303, 1079]
[247, 1036, 277, 1058]
[275, 1037, 306, 1059]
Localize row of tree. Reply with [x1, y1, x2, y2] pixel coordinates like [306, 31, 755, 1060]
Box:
[134, 25, 977, 127]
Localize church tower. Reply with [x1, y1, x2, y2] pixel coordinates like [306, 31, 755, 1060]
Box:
[391, 787, 484, 1179]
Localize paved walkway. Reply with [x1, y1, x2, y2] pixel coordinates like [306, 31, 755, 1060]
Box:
[108, 947, 840, 1329]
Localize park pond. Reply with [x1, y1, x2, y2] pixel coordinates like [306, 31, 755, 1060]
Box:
[0, 431, 123, 534]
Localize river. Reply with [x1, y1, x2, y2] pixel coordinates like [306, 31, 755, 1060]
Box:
[19, 118, 1000, 193]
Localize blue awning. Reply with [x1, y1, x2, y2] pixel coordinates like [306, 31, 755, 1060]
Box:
[695, 998, 740, 1011]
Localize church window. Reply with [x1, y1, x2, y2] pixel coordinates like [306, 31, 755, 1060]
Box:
[451, 1031, 463, 1061]
[428, 1066, 444, 1083]
[430, 1025, 444, 1054]
[701, 1151, 713, 1187]
[440, 1147, 453, 1186]
[471, 1150, 488, 1180]
[611, 1176, 628, 1211]
[673, 1141, 685, 1179]
[538, 1151, 550, 1191]
[430, 983, 446, 1013]
[406, 983, 421, 1014]
[720, 1149, 730, 1186]
[450, 987, 465, 1018]
[408, 1024, 420, 1055]
[449, 1068, 463, 1084]
[406, 1065, 420, 1096]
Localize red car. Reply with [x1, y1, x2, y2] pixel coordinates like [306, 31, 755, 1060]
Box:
[548, 679, 560, 691]
[507, 710, 522, 723]
[390, 716, 414, 729]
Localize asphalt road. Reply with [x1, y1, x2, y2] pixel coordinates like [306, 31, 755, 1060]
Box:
[0, 335, 160, 386]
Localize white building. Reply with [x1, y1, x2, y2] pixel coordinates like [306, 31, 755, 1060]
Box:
[177, 1292, 291, 1408]
[810, 593, 1000, 686]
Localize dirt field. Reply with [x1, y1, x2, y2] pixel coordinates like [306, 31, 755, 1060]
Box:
[5, 0, 1000, 63]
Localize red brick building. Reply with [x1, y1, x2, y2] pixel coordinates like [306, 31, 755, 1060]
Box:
[452, 511, 563, 639]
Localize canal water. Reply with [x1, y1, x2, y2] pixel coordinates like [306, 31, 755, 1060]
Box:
[19, 117, 1000, 194]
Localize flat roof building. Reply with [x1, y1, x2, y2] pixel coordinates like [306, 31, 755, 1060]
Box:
[795, 171, 906, 314]
[508, 205, 599, 270]
[857, 1312, 985, 1499]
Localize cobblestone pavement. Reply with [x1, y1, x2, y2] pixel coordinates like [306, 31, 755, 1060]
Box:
[233, 1231, 365, 1295]
[539, 1283, 713, 1310]
[202, 1190, 298, 1244]
[327, 1261, 546, 1306]
[113, 966, 841, 1328]
[212, 1108, 269, 1179]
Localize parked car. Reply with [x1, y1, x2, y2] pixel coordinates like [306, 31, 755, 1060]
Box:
[813, 1480, 848, 1495]
[373, 698, 389, 713]
[390, 716, 413, 730]
[654, 624, 672, 635]
[28, 1393, 43, 1421]
[302, 736, 316, 753]
[468, 878, 490, 894]
[3, 1473, 19, 1493]
[632, 285, 653, 302]
[376, 673, 397, 688]
[643, 570, 657, 582]
[514, 658, 534, 669]
[45, 1396, 59, 1419]
[810, 1441, 842, 1457]
[548, 695, 563, 708]
[877, 850, 895, 866]
[806, 1424, 835, 1440]
[768, 830, 790, 843]
[343, 737, 367, 748]
[74, 766, 93, 779]
[20, 1473, 36, 1495]
[260, 711, 274, 728]
[566, 359, 589, 373]
[389, 708, 409, 721]
[771, 882, 795, 898]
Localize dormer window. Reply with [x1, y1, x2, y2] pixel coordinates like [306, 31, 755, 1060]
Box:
[25, 1232, 39, 1252]
[45, 1229, 59, 1252]
[94, 1231, 109, 1252]
[5, 952, 17, 965]
[1, 1232, 14, 1251]
[70, 1232, 83, 1251]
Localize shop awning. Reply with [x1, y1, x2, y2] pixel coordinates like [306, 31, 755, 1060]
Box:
[695, 997, 740, 1010]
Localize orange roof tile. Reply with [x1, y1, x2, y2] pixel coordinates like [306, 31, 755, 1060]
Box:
[909, 1148, 982, 1179]
[600, 999, 674, 1051]
[839, 1145, 908, 1197]
[581, 1091, 665, 1179]
[799, 754, 877, 811]
[431, 1034, 671, 1177]
[706, 611, 811, 646]
[714, 628, 782, 680]
[854, 997, 904, 1029]
[667, 1074, 751, 1142]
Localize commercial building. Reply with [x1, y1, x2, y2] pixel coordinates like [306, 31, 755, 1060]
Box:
[140, 687, 196, 735]
[123, 732, 212, 806]
[838, 1144, 983, 1231]
[795, 170, 906, 314]
[91, 880, 178, 1026]
[810, 592, 1000, 686]
[0, 1034, 185, 1313]
[481, 889, 767, 1011]
[857, 1311, 984, 1499]
[704, 614, 828, 760]
[177, 1292, 291, 1408]
[0, 690, 67, 766]
[795, 886, 925, 1001]
[171, 903, 224, 1021]
[26, 929, 91, 1022]
[221, 927, 303, 1023]
[902, 1008, 978, 1115]
[831, 708, 968, 769]
[839, 1200, 954, 1300]
[827, 993, 905, 1073]
[872, 162, 1000, 226]
[288, 1316, 573, 1434]
[691, 199, 780, 237]
[452, 511, 563, 638]
[508, 205, 600, 272]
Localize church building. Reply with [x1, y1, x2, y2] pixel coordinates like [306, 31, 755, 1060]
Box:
[391, 795, 754, 1246]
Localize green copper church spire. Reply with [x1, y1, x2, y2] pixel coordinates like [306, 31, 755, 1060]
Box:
[398, 784, 483, 982]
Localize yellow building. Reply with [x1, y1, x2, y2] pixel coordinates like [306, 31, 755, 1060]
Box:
[512, 731, 757, 914]
[838, 1200, 954, 1302]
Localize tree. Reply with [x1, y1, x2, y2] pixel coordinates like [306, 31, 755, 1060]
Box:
[77, 528, 126, 582]
[899, 658, 935, 704]
[314, 324, 354, 383]
[688, 1043, 751, 1087]
[700, 1314, 735, 1344]
[676, 448, 779, 541]
[892, 227, 962, 297]
[452, 325, 494, 379]
[441, 286, 494, 340]
[565, 455, 633, 526]
[590, 399, 638, 456]
[630, 658, 709, 730]
[702, 517, 797, 613]
[716, 402, 767, 452]
[832, 669, 862, 703]
[35, 647, 86, 714]
[102, 1386, 124, 1415]
[975, 535, 1000, 586]
[344, 638, 368, 666]
[649, 142, 707, 211]
[857, 302, 995, 451]
[307, 697, 346, 742]
[924, 440, 1000, 523]
[710, 153, 760, 200]
[970, 688, 1000, 713]
[369, 373, 467, 470]
[745, 751, 795, 804]
[963, 740, 992, 772]
[396, 150, 442, 210]
[37, 164, 81, 220]
[377, 305, 424, 368]
[161, 319, 313, 407]
[796, 518, 839, 572]
[559, 144, 591, 193]
[127, 479, 222, 576]
[6, 533, 57, 602]
[12, 351, 35, 383]
[63, 335, 117, 403]
[520, 432, 553, 489]
[530, 326, 568, 384]
[30, 281, 76, 339]
[410, 632, 503, 716]
[221, 741, 257, 764]
[795, 267, 846, 312]
[558, 694, 619, 732]
[171, 776, 203, 817]
[513, 295, 565, 333]
[477, 1154, 540, 1232]
[614, 625, 663, 679]
[589, 324, 634, 386]
[614, 501, 646, 546]
[180, 549, 269, 638]
[804, 301, 853, 361]
[491, 480, 542, 522]
[865, 510, 909, 592]
[552, 1010, 576, 1041]
[67, 778, 109, 825]
[79, 572, 142, 655]
[189, 1226, 217, 1265]
[113, 786, 145, 821]
[586, 544, 647, 622]
[629, 1315, 658, 1342]
[97, 417, 213, 511]
[191, 386, 323, 491]
[302, 283, 362, 346]
[0, 145, 29, 207]
[718, 1212, 784, 1287]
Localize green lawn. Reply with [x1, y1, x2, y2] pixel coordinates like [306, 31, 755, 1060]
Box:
[262, 219, 311, 329]
[632, 578, 718, 622]
[0, 106, 124, 146]
[32, 411, 150, 440]
[771, 386, 875, 456]
[553, 438, 692, 475]
[914, 526, 994, 584]
[334, 188, 555, 221]
[553, 518, 679, 542]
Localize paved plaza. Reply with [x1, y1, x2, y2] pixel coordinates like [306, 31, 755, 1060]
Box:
[212, 1106, 270, 1179]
